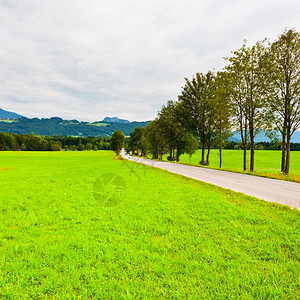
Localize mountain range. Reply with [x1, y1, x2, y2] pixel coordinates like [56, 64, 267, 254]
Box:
[0, 108, 300, 142]
[102, 117, 130, 124]
[0, 108, 149, 136]
[0, 108, 24, 119]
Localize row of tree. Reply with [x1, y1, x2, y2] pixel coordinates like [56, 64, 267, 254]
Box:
[0, 132, 111, 151]
[125, 29, 300, 175]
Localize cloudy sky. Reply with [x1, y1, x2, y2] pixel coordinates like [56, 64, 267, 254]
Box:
[0, 0, 300, 121]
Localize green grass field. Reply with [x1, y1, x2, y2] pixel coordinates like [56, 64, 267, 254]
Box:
[163, 149, 300, 182]
[0, 151, 299, 298]
[0, 119, 16, 123]
[88, 122, 108, 127]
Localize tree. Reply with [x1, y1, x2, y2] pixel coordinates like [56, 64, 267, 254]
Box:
[50, 141, 62, 151]
[178, 71, 216, 165]
[185, 132, 198, 164]
[158, 101, 178, 161]
[264, 29, 300, 174]
[214, 71, 232, 168]
[110, 130, 125, 155]
[158, 100, 189, 161]
[86, 143, 93, 150]
[69, 145, 77, 151]
[143, 119, 167, 160]
[225, 40, 267, 171]
[127, 127, 146, 155]
[77, 143, 85, 151]
[21, 143, 27, 151]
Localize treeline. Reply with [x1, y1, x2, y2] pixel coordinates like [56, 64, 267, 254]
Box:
[0, 132, 111, 151]
[225, 141, 300, 151]
[126, 29, 300, 175]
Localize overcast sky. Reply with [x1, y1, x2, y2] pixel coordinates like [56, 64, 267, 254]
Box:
[0, 0, 300, 121]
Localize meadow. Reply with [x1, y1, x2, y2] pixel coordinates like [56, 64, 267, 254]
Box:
[0, 151, 299, 298]
[164, 149, 300, 182]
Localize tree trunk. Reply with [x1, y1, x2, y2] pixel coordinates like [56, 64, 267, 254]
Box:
[169, 149, 172, 161]
[285, 119, 291, 175]
[249, 122, 254, 172]
[206, 143, 211, 166]
[200, 137, 205, 165]
[243, 144, 247, 171]
[219, 126, 222, 168]
[281, 99, 288, 173]
[239, 115, 247, 171]
[176, 146, 180, 162]
[281, 131, 286, 174]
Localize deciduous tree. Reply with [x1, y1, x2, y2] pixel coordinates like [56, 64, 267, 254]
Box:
[264, 29, 300, 174]
[110, 130, 125, 155]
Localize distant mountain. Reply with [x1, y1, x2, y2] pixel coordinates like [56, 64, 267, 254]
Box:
[0, 116, 150, 137]
[0, 108, 25, 119]
[228, 136, 241, 143]
[102, 117, 130, 124]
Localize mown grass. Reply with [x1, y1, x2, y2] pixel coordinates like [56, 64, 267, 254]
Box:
[0, 151, 299, 298]
[162, 149, 300, 183]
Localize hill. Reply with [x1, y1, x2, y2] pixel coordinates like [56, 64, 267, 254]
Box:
[0, 116, 150, 137]
[102, 116, 130, 124]
[0, 108, 25, 119]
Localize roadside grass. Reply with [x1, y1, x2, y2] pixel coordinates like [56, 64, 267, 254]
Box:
[0, 151, 299, 298]
[161, 149, 300, 183]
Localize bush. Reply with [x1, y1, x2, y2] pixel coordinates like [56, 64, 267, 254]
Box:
[77, 144, 85, 151]
[50, 141, 62, 151]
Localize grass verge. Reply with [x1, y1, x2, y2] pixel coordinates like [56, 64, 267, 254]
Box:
[154, 149, 300, 183]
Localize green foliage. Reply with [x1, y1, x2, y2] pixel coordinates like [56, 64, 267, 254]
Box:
[110, 130, 125, 155]
[185, 132, 198, 162]
[144, 119, 167, 159]
[263, 28, 300, 174]
[142, 28, 299, 174]
[127, 127, 146, 155]
[0, 151, 298, 298]
[225, 40, 268, 171]
[50, 141, 62, 151]
[86, 143, 93, 150]
[0, 132, 111, 152]
[77, 143, 85, 151]
[69, 145, 77, 151]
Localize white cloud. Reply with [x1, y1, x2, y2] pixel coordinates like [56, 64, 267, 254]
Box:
[0, 0, 300, 121]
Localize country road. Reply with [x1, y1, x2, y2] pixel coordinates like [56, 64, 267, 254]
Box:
[121, 151, 300, 210]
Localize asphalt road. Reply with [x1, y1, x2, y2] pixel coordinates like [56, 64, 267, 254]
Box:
[121, 151, 300, 210]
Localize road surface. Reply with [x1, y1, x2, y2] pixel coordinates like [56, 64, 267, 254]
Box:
[121, 151, 300, 210]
